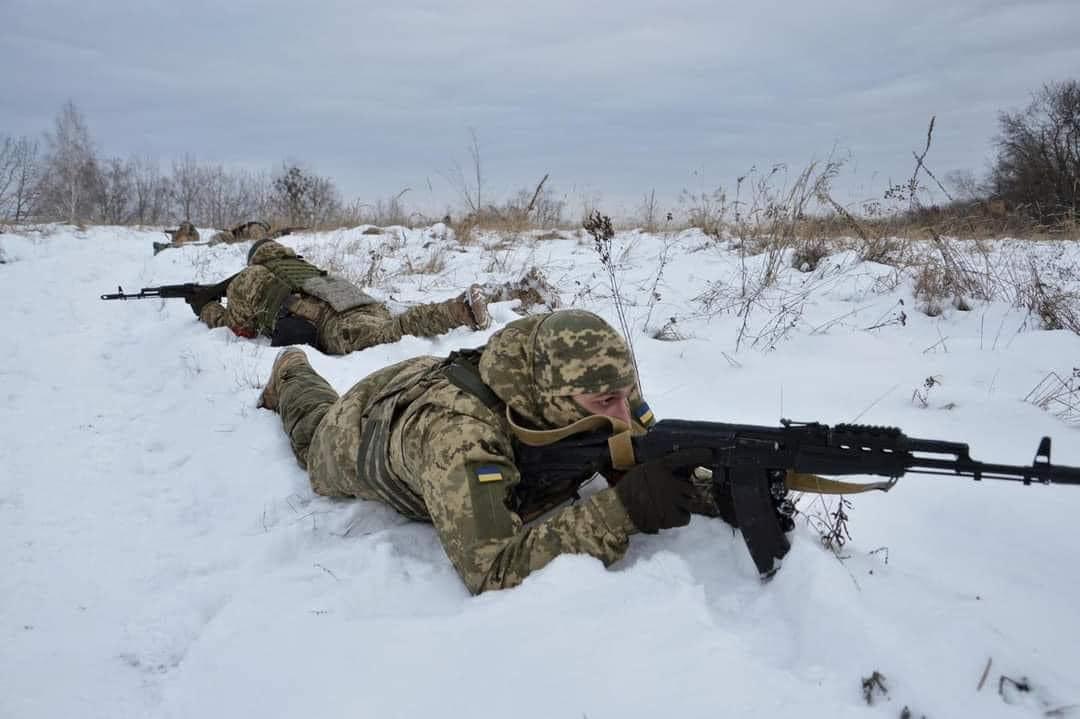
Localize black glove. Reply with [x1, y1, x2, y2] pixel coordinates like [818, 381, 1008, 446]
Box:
[614, 449, 713, 534]
[185, 289, 216, 317]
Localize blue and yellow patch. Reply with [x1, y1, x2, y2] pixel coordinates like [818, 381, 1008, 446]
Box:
[475, 464, 505, 483]
[635, 402, 655, 427]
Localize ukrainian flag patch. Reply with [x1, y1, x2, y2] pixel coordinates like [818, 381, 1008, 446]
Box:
[635, 402, 655, 426]
[475, 464, 505, 483]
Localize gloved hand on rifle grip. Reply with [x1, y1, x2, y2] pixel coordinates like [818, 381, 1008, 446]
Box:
[185, 289, 216, 318]
[614, 448, 713, 534]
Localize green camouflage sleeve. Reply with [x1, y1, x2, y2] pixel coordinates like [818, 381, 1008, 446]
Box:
[199, 301, 228, 328]
[405, 409, 638, 594]
[195, 267, 269, 336]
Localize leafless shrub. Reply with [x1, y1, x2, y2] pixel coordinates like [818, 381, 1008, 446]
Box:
[678, 183, 727, 239]
[1015, 257, 1080, 332]
[927, 233, 992, 306]
[271, 162, 341, 228]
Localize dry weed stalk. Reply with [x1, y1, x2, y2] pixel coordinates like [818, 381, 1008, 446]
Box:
[798, 494, 854, 555]
[1025, 368, 1080, 425]
[584, 211, 640, 384]
[402, 244, 449, 275]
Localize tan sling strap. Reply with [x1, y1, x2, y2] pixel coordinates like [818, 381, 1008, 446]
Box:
[693, 466, 896, 494]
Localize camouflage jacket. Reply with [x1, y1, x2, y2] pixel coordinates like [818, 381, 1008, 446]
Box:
[330, 311, 717, 593]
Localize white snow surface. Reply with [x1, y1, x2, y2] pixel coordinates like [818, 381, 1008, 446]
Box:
[2, 225, 1079, 718]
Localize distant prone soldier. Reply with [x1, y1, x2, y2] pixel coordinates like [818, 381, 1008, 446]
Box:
[190, 238, 517, 354]
[163, 221, 199, 245]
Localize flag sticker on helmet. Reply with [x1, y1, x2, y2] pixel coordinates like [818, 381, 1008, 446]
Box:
[475, 465, 505, 483]
[635, 402, 655, 426]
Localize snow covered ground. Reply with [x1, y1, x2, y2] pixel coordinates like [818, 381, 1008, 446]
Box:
[2, 224, 1079, 719]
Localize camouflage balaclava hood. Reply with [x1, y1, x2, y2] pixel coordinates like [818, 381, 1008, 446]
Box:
[248, 238, 296, 266]
[478, 310, 637, 429]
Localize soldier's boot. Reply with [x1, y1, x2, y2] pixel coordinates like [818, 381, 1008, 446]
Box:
[465, 283, 491, 329]
[257, 347, 311, 411]
[505, 268, 560, 313]
[446, 283, 491, 330]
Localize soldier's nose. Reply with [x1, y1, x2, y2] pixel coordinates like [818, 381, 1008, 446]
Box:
[604, 403, 632, 426]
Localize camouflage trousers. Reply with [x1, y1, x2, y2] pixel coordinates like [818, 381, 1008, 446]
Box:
[318, 299, 469, 355]
[275, 357, 402, 503]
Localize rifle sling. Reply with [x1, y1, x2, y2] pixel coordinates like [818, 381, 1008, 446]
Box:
[696, 467, 896, 495]
[785, 472, 897, 494]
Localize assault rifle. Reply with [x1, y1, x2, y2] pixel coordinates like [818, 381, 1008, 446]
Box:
[153, 240, 215, 255]
[514, 418, 1080, 578]
[99, 273, 237, 305]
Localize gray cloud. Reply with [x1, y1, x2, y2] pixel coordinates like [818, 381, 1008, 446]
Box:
[2, 0, 1078, 215]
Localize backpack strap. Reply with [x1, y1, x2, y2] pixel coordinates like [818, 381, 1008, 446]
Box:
[442, 348, 502, 410]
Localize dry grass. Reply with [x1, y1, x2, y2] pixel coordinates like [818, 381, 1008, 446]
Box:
[401, 244, 449, 276]
[1025, 369, 1080, 425]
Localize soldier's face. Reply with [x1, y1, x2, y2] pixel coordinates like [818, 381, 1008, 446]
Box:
[572, 387, 634, 426]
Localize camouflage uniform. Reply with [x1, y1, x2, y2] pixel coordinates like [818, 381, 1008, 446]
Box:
[164, 221, 199, 245]
[209, 220, 275, 245]
[268, 310, 720, 594]
[198, 239, 479, 354]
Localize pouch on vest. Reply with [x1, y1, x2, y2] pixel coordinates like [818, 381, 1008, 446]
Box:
[354, 360, 444, 521]
[301, 275, 380, 313]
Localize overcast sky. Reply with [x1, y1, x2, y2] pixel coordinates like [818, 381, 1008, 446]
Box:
[2, 0, 1078, 217]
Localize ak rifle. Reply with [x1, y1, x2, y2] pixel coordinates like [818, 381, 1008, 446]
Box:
[514, 418, 1080, 577]
[99, 273, 237, 303]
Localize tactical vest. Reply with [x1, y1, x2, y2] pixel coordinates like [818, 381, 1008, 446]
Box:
[255, 257, 324, 334]
[256, 257, 379, 335]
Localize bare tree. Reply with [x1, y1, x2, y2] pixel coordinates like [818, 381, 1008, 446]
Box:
[9, 138, 41, 223]
[198, 163, 236, 228]
[170, 153, 203, 222]
[37, 100, 100, 223]
[130, 155, 168, 225]
[95, 156, 135, 224]
[991, 79, 1080, 223]
[235, 168, 273, 222]
[0, 135, 18, 216]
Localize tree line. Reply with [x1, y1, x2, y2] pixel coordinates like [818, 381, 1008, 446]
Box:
[0, 101, 345, 228]
[3, 81, 1077, 229]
